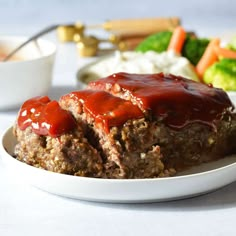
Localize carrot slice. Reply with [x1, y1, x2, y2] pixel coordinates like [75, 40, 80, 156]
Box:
[195, 38, 220, 81]
[167, 26, 186, 54]
[214, 45, 236, 59]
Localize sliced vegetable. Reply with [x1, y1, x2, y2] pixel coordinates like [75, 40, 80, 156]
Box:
[167, 26, 186, 54]
[214, 45, 236, 59]
[195, 38, 220, 80]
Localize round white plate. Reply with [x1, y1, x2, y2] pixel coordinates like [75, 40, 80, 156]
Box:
[1, 126, 236, 203]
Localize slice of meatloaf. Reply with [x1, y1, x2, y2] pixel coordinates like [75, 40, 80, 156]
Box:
[13, 96, 103, 177]
[86, 72, 236, 171]
[59, 90, 168, 178]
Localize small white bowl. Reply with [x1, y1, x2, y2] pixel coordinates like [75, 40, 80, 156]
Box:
[0, 36, 56, 110]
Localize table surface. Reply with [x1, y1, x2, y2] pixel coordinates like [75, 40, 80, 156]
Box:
[0, 1, 236, 235]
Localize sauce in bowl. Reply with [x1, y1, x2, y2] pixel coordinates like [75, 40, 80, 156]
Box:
[0, 52, 21, 61]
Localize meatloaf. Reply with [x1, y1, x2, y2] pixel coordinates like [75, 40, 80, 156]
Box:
[59, 90, 167, 178]
[13, 96, 103, 177]
[13, 72, 236, 179]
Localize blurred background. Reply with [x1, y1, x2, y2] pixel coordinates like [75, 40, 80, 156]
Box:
[0, 0, 234, 91]
[0, 0, 235, 36]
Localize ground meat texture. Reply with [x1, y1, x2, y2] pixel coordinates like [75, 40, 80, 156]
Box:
[59, 93, 167, 179]
[60, 92, 236, 177]
[151, 116, 236, 170]
[60, 73, 236, 178]
[13, 124, 103, 177]
[86, 72, 236, 172]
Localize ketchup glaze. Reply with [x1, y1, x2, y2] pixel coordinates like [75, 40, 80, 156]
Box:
[89, 72, 234, 129]
[17, 73, 234, 136]
[17, 96, 76, 137]
[61, 90, 144, 133]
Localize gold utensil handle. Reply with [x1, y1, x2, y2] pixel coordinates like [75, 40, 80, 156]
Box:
[103, 17, 180, 32]
[57, 23, 85, 42]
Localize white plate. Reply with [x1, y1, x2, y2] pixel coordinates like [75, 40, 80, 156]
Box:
[1, 126, 236, 203]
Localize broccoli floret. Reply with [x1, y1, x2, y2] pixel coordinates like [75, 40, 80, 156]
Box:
[182, 36, 210, 65]
[203, 58, 236, 91]
[227, 36, 236, 51]
[135, 31, 172, 53]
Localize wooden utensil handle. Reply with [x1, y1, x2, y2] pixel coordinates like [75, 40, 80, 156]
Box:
[103, 17, 180, 32]
[113, 32, 151, 41]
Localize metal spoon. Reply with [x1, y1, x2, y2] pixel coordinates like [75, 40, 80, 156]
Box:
[2, 24, 59, 62]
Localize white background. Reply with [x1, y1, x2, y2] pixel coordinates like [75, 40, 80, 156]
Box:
[0, 1, 236, 235]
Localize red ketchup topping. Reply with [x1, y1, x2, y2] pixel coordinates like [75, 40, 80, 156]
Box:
[62, 90, 144, 133]
[89, 72, 234, 129]
[17, 96, 76, 137]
